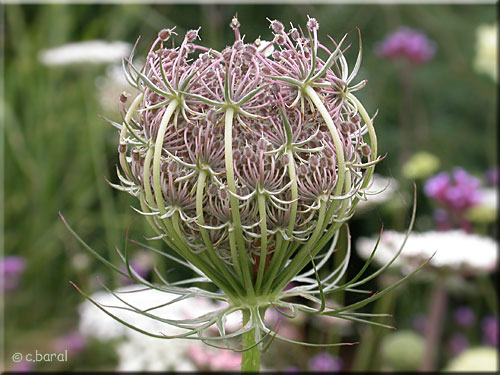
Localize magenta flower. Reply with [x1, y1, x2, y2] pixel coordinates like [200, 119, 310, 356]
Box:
[119, 259, 150, 284]
[308, 352, 342, 372]
[482, 316, 498, 346]
[375, 27, 436, 65]
[424, 168, 481, 213]
[1, 255, 26, 291]
[454, 306, 476, 327]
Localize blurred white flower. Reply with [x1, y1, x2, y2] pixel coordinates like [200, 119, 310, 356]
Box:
[255, 38, 275, 57]
[479, 188, 497, 209]
[474, 24, 497, 81]
[78, 285, 244, 371]
[445, 347, 498, 371]
[357, 230, 497, 275]
[466, 188, 497, 224]
[356, 174, 399, 212]
[38, 40, 131, 66]
[96, 64, 138, 113]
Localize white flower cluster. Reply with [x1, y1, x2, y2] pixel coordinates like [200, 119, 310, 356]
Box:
[95, 64, 139, 113]
[356, 230, 497, 275]
[356, 174, 399, 212]
[479, 188, 497, 210]
[78, 285, 242, 371]
[38, 40, 131, 66]
[474, 23, 497, 81]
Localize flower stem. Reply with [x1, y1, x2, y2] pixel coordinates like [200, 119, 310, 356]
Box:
[241, 309, 261, 372]
[419, 284, 448, 371]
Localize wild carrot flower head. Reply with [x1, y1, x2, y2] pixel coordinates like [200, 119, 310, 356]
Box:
[66, 16, 423, 352]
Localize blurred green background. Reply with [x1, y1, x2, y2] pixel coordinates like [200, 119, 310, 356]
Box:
[2, 2, 497, 372]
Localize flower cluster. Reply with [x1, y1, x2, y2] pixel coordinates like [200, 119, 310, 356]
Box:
[355, 174, 399, 212]
[1, 255, 26, 292]
[109, 15, 381, 309]
[474, 23, 497, 82]
[356, 230, 497, 275]
[424, 168, 481, 213]
[78, 285, 242, 371]
[375, 27, 436, 65]
[38, 40, 131, 66]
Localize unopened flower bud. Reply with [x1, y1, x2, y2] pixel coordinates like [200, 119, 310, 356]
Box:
[158, 28, 172, 41]
[309, 156, 320, 168]
[186, 29, 199, 42]
[257, 138, 268, 151]
[168, 162, 178, 173]
[219, 189, 228, 200]
[340, 122, 351, 133]
[361, 144, 371, 156]
[307, 17, 319, 31]
[324, 147, 334, 158]
[282, 154, 290, 166]
[233, 150, 241, 161]
[230, 16, 240, 30]
[207, 184, 217, 196]
[269, 19, 284, 34]
[274, 34, 285, 44]
[119, 92, 129, 103]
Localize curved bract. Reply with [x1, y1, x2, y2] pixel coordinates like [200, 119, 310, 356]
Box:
[67, 16, 424, 359]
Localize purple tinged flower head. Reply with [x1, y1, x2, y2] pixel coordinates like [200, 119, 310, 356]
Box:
[308, 352, 342, 372]
[424, 168, 481, 213]
[1, 255, 26, 291]
[113, 15, 378, 303]
[375, 27, 436, 65]
[482, 316, 498, 346]
[454, 306, 476, 327]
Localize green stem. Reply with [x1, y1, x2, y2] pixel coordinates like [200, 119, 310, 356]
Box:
[241, 310, 261, 372]
[255, 193, 268, 292]
[224, 107, 255, 297]
[351, 275, 398, 371]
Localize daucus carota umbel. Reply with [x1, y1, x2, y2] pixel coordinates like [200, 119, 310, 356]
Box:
[65, 16, 423, 372]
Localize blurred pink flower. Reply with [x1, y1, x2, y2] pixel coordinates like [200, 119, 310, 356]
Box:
[187, 345, 212, 368]
[53, 331, 87, 356]
[375, 27, 436, 65]
[209, 350, 241, 370]
[425, 168, 481, 213]
[1, 256, 26, 291]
